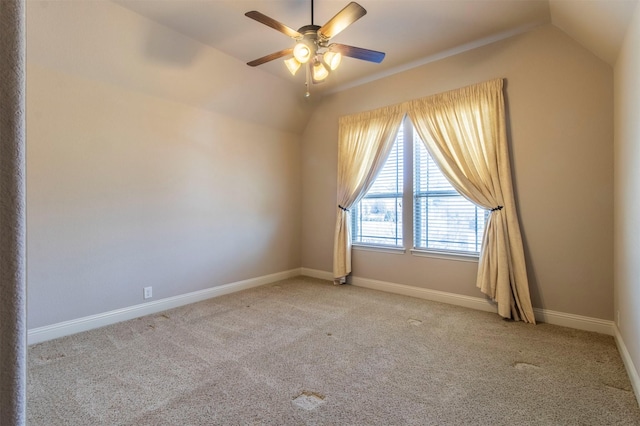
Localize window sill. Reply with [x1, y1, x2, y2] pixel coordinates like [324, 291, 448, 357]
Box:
[351, 245, 479, 262]
[410, 249, 479, 263]
[352, 244, 406, 255]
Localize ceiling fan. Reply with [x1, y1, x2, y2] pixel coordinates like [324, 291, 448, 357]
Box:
[245, 0, 385, 97]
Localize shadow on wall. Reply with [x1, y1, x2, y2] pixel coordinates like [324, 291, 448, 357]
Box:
[143, 23, 202, 67]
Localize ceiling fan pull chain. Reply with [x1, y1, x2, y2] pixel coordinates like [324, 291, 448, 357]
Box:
[305, 61, 311, 98]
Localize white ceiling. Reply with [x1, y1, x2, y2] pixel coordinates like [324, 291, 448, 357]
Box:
[113, 0, 637, 95]
[549, 0, 637, 64]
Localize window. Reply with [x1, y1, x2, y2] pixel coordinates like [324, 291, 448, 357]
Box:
[351, 126, 404, 247]
[352, 118, 487, 256]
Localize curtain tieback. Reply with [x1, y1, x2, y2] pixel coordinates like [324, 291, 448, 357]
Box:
[338, 205, 350, 212]
[491, 205, 503, 212]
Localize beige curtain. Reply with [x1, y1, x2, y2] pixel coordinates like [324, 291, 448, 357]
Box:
[407, 79, 535, 323]
[333, 105, 405, 281]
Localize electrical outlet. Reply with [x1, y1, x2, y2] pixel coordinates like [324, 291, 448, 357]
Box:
[143, 286, 152, 300]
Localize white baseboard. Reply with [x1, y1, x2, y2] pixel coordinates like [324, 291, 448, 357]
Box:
[614, 325, 640, 407]
[301, 269, 615, 335]
[28, 268, 302, 345]
[300, 267, 334, 281]
[351, 275, 499, 314]
[29, 267, 617, 344]
[532, 307, 614, 335]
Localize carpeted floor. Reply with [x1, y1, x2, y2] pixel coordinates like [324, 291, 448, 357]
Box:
[28, 276, 640, 425]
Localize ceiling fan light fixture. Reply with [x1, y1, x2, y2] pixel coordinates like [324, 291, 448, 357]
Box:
[245, 1, 384, 96]
[323, 50, 342, 71]
[284, 57, 301, 75]
[312, 60, 329, 81]
[293, 42, 312, 64]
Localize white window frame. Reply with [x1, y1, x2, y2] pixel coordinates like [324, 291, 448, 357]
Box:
[352, 117, 486, 261]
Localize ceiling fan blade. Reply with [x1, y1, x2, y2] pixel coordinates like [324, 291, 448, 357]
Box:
[318, 2, 366, 40]
[330, 43, 385, 63]
[245, 11, 302, 39]
[247, 48, 293, 67]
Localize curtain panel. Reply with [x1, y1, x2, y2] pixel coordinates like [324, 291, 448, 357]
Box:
[333, 106, 405, 280]
[333, 78, 535, 323]
[408, 79, 534, 323]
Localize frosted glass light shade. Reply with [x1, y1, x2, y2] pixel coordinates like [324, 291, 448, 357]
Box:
[284, 57, 301, 75]
[323, 51, 342, 70]
[293, 43, 311, 64]
[312, 61, 329, 81]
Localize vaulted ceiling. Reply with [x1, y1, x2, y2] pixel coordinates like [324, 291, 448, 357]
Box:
[113, 0, 637, 97]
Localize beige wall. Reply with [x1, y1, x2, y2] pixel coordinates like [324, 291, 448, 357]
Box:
[614, 1, 640, 389]
[27, 64, 301, 329]
[26, 0, 311, 134]
[26, 2, 303, 328]
[301, 25, 614, 320]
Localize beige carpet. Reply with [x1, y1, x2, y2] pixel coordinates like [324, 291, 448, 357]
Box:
[28, 276, 640, 425]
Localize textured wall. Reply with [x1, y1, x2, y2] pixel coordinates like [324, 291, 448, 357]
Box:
[301, 25, 614, 320]
[614, 0, 640, 396]
[0, 0, 26, 423]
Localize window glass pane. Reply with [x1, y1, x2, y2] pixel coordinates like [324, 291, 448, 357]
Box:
[415, 194, 485, 252]
[352, 127, 403, 247]
[414, 130, 486, 253]
[354, 197, 403, 246]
